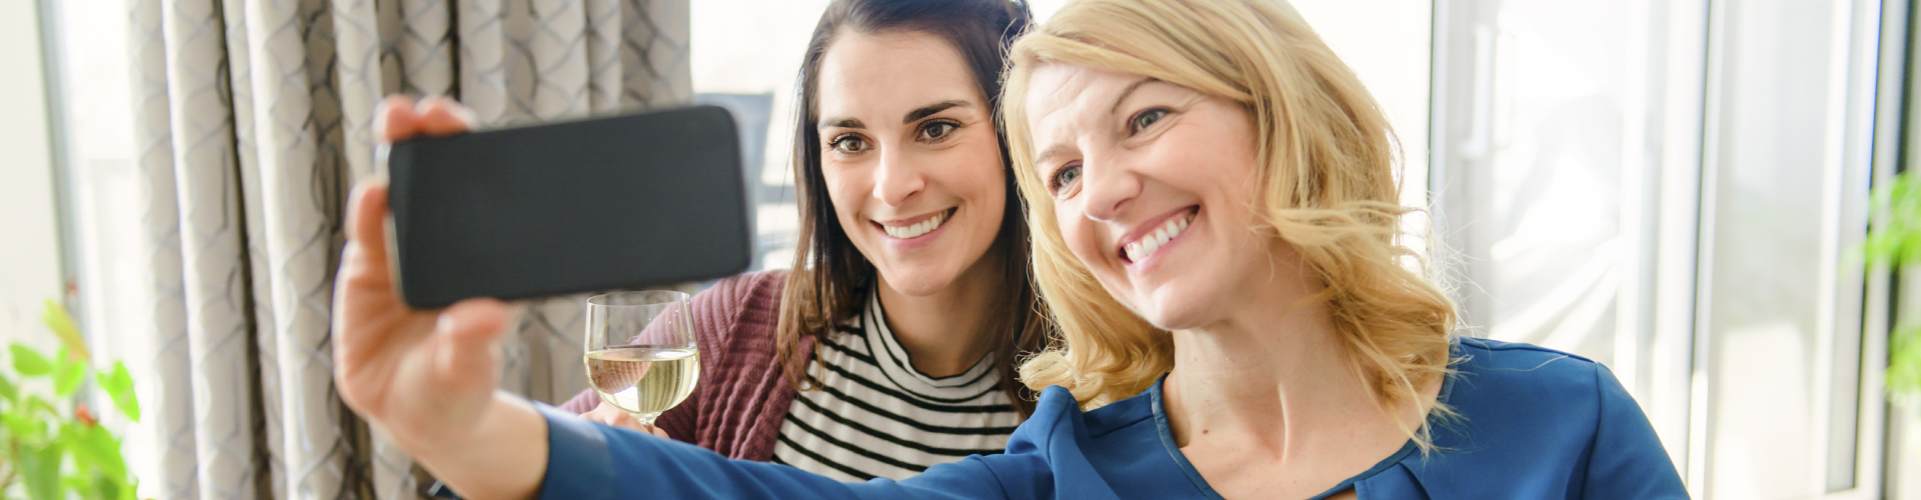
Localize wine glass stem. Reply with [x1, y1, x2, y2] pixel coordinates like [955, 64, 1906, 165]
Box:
[633, 412, 661, 427]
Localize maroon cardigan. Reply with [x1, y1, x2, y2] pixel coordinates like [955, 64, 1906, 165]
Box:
[559, 271, 812, 460]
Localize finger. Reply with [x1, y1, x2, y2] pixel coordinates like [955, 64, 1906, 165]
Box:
[415, 96, 474, 137]
[337, 182, 399, 319]
[333, 184, 394, 362]
[431, 298, 514, 382]
[438, 298, 513, 344]
[593, 408, 641, 429]
[376, 95, 420, 144]
[643, 424, 669, 439]
[344, 182, 390, 263]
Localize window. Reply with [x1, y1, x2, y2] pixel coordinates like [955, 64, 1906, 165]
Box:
[0, 0, 64, 349]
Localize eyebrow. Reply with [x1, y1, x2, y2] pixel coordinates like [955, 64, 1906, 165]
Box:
[818, 99, 972, 130]
[1034, 78, 1160, 167]
[1107, 77, 1157, 118]
[1034, 143, 1072, 170]
[821, 116, 865, 129]
[904, 100, 969, 124]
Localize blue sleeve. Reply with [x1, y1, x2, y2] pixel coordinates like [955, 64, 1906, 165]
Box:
[534, 405, 1036, 499]
[1582, 365, 1688, 499]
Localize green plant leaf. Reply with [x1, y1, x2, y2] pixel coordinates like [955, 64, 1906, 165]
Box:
[26, 395, 59, 420]
[0, 369, 15, 401]
[0, 410, 34, 443]
[97, 362, 139, 422]
[52, 354, 86, 397]
[63, 476, 92, 497]
[20, 444, 61, 500]
[93, 474, 125, 500]
[3, 401, 50, 443]
[41, 300, 89, 363]
[1890, 326, 1921, 395]
[87, 425, 128, 480]
[9, 343, 53, 377]
[119, 477, 139, 500]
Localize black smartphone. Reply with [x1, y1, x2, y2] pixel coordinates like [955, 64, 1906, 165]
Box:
[386, 105, 752, 309]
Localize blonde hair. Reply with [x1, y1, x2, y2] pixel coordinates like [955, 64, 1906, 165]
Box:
[1003, 0, 1457, 443]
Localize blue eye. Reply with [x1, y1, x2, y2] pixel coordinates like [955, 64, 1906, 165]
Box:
[1128, 108, 1169, 134]
[1049, 162, 1082, 195]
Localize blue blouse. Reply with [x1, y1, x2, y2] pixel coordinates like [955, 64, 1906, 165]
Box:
[535, 338, 1687, 499]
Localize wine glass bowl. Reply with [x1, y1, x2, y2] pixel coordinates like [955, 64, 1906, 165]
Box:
[583, 290, 699, 426]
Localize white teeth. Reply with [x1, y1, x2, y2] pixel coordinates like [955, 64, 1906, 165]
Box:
[1123, 212, 1194, 263]
[882, 210, 948, 239]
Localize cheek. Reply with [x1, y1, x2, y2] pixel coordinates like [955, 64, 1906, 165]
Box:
[970, 172, 1006, 223]
[965, 136, 1009, 201]
[1055, 208, 1105, 269]
[820, 167, 867, 230]
[942, 141, 1009, 223]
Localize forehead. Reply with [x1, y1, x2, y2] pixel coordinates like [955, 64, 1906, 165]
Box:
[816, 30, 981, 117]
[1022, 64, 1141, 143]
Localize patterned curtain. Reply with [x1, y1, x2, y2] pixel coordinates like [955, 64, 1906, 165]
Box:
[121, 0, 689, 498]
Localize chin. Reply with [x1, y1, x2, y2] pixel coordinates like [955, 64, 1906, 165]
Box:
[877, 264, 961, 296]
[1122, 281, 1218, 332]
[1133, 302, 1206, 332]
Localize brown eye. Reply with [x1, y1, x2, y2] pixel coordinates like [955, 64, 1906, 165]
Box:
[1128, 108, 1170, 135]
[918, 121, 959, 142]
[829, 134, 870, 154]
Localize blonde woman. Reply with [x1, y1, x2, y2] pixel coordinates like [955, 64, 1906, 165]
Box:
[333, 0, 1686, 498]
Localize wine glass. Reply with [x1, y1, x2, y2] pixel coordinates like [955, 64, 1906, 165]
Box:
[583, 290, 699, 426]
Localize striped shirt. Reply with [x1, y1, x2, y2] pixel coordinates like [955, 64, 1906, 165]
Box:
[769, 294, 1020, 481]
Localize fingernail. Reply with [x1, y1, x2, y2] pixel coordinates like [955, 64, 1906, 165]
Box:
[452, 105, 478, 126]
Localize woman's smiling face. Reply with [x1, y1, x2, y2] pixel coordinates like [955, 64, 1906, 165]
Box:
[815, 30, 1009, 296]
[1024, 62, 1287, 330]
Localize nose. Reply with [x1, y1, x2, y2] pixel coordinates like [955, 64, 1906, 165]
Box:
[872, 146, 924, 207]
[1079, 154, 1141, 222]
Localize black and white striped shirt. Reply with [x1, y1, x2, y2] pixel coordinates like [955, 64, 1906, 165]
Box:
[769, 294, 1020, 481]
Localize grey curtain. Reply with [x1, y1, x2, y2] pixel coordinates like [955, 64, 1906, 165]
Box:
[124, 0, 689, 498]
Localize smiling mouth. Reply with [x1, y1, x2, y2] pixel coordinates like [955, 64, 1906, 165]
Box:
[876, 207, 957, 239]
[1119, 207, 1199, 264]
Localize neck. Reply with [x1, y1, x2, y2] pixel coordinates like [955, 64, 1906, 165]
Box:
[873, 246, 1008, 377]
[1161, 266, 1405, 461]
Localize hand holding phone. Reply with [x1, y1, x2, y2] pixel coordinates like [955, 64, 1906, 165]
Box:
[334, 97, 752, 496]
[334, 97, 532, 495]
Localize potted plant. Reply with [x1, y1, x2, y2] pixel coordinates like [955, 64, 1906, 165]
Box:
[1, 300, 141, 499]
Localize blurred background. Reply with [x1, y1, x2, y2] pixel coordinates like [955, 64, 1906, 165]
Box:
[0, 0, 1915, 498]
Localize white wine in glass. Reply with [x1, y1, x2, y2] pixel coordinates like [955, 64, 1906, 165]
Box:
[584, 290, 699, 425]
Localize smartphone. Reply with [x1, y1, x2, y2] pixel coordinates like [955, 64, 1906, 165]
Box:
[386, 105, 752, 309]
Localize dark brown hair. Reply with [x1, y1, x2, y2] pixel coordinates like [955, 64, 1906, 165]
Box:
[775, 0, 1046, 416]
